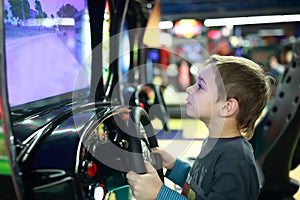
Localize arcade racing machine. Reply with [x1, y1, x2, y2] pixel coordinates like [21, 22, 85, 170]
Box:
[0, 0, 164, 199]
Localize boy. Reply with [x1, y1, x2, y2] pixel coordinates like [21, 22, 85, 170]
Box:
[126, 55, 273, 200]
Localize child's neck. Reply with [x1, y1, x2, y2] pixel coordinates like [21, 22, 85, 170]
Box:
[207, 118, 242, 138]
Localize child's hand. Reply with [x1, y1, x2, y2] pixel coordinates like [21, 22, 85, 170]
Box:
[151, 147, 176, 170]
[126, 161, 163, 200]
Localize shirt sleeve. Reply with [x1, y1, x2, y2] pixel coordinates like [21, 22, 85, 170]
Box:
[157, 185, 189, 200]
[165, 159, 191, 187]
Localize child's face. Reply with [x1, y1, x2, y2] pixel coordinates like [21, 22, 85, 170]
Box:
[186, 64, 222, 122]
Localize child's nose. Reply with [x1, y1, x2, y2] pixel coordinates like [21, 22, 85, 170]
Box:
[186, 86, 193, 94]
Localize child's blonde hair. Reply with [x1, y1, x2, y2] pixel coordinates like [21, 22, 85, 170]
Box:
[208, 55, 273, 139]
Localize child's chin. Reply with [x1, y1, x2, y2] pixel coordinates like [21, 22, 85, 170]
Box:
[186, 110, 198, 118]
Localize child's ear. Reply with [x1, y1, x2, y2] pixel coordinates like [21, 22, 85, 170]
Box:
[220, 98, 239, 117]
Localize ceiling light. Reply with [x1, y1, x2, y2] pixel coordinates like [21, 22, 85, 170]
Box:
[159, 21, 173, 29]
[204, 14, 300, 27]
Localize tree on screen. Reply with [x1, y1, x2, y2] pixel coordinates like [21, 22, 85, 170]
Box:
[4, 9, 9, 21]
[8, 0, 30, 21]
[34, 0, 47, 18]
[57, 4, 78, 18]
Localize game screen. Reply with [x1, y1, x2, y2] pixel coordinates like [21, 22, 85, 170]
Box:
[4, 0, 91, 107]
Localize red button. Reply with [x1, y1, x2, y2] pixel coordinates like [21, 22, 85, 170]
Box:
[88, 162, 97, 177]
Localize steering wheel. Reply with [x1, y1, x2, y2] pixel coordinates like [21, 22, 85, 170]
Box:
[127, 106, 164, 181]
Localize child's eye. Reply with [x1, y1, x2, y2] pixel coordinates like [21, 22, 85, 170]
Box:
[197, 83, 203, 90]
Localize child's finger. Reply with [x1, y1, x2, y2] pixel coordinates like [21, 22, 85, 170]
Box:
[126, 171, 137, 181]
[144, 161, 156, 173]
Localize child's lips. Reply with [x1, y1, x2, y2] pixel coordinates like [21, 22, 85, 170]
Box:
[186, 99, 190, 105]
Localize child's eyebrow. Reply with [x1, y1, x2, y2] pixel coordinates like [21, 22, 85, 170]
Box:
[197, 76, 207, 85]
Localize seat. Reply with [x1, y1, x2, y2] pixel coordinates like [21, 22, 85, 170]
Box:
[250, 39, 300, 199]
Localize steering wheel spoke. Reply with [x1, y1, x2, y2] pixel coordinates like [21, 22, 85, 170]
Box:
[127, 107, 164, 181]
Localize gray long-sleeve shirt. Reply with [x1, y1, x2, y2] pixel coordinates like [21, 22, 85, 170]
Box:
[157, 136, 260, 200]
